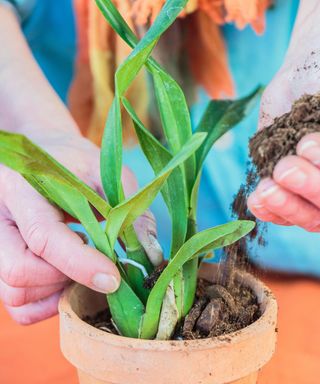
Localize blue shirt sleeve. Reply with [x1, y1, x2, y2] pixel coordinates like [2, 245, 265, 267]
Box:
[0, 0, 36, 21]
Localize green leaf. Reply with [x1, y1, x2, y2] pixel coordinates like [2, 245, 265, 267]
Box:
[0, 131, 111, 217]
[107, 279, 145, 338]
[140, 220, 255, 339]
[152, 70, 195, 197]
[100, 99, 124, 207]
[195, 87, 263, 172]
[105, 133, 206, 250]
[36, 177, 113, 258]
[114, 0, 187, 96]
[95, 0, 137, 49]
[100, 0, 189, 206]
[122, 98, 188, 256]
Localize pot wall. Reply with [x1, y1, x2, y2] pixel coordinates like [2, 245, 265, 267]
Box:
[59, 264, 277, 384]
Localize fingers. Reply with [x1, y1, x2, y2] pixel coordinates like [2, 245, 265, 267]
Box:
[5, 291, 62, 325]
[0, 213, 68, 287]
[0, 279, 68, 307]
[134, 210, 163, 266]
[2, 176, 120, 294]
[297, 132, 320, 167]
[249, 133, 320, 232]
[247, 192, 292, 225]
[272, 155, 320, 209]
[253, 178, 320, 231]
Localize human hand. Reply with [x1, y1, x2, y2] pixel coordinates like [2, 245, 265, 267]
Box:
[0, 131, 162, 324]
[248, 47, 320, 232]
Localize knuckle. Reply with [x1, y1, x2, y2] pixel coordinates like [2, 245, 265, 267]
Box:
[11, 312, 34, 326]
[303, 218, 320, 232]
[1, 257, 26, 287]
[0, 285, 28, 307]
[60, 254, 78, 278]
[25, 221, 51, 258]
[16, 318, 32, 325]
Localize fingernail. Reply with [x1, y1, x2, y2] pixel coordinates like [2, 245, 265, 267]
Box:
[253, 203, 264, 209]
[260, 185, 279, 198]
[92, 273, 119, 294]
[277, 166, 307, 188]
[300, 140, 318, 152]
[258, 179, 286, 206]
[258, 179, 279, 197]
[299, 140, 320, 165]
[248, 194, 264, 209]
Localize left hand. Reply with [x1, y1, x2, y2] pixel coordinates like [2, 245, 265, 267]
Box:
[248, 46, 320, 232]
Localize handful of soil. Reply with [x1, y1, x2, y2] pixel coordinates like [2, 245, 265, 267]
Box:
[224, 92, 320, 281]
[250, 92, 320, 178]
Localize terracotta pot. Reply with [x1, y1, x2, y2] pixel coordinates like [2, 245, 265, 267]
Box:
[59, 264, 277, 384]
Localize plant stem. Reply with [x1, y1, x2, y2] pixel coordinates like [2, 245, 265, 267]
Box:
[122, 225, 153, 303]
[181, 215, 198, 316]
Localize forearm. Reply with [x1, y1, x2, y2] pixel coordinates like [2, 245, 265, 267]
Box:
[0, 5, 80, 142]
[285, 0, 320, 61]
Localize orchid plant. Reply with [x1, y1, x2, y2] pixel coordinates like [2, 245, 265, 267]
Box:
[0, 0, 261, 340]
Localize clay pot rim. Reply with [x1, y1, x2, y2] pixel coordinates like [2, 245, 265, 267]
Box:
[59, 266, 277, 351]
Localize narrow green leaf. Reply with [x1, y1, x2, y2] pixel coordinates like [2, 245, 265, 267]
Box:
[152, 70, 195, 196]
[100, 99, 124, 207]
[95, 0, 137, 49]
[122, 98, 188, 256]
[105, 133, 206, 250]
[195, 87, 263, 172]
[0, 131, 111, 217]
[100, 0, 189, 206]
[140, 220, 255, 339]
[107, 279, 145, 338]
[114, 0, 187, 96]
[37, 178, 113, 258]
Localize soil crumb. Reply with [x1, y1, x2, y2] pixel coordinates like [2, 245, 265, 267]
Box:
[84, 278, 260, 341]
[143, 263, 166, 289]
[223, 93, 320, 283]
[176, 278, 260, 340]
[83, 310, 118, 335]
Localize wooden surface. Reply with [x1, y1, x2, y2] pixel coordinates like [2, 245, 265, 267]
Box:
[1, 273, 320, 384]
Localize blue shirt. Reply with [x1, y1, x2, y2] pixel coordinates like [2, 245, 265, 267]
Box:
[19, 0, 320, 276]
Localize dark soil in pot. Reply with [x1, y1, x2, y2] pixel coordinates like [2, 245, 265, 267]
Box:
[83, 277, 260, 340]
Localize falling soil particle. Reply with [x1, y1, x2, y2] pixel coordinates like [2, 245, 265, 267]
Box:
[223, 92, 320, 284]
